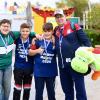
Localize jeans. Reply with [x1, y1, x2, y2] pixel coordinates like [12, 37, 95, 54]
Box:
[0, 65, 12, 100]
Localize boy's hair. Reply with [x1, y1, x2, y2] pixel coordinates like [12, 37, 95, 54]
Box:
[20, 23, 31, 30]
[0, 19, 11, 26]
[43, 23, 53, 32]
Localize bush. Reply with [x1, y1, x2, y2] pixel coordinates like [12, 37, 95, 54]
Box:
[84, 29, 100, 47]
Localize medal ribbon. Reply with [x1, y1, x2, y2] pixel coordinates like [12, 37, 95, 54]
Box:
[43, 39, 51, 60]
[21, 37, 29, 62]
[0, 34, 9, 54]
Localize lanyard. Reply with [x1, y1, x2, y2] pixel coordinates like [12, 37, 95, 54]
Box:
[43, 39, 51, 61]
[0, 34, 9, 54]
[59, 28, 63, 46]
[59, 34, 63, 46]
[44, 39, 51, 54]
[21, 37, 29, 62]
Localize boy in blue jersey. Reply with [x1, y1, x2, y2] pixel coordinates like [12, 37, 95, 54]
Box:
[13, 23, 35, 100]
[29, 23, 58, 100]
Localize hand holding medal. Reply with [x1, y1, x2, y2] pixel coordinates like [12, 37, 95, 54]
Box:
[38, 46, 44, 55]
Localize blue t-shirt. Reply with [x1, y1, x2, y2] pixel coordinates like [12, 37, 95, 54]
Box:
[14, 37, 34, 72]
[34, 40, 58, 77]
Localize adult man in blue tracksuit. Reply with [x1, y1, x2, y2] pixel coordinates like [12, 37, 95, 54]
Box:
[54, 9, 91, 100]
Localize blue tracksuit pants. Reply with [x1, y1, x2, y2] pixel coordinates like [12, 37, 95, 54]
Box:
[59, 66, 87, 100]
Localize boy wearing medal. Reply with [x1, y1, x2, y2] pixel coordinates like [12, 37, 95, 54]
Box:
[13, 23, 35, 100]
[0, 19, 16, 100]
[29, 23, 58, 100]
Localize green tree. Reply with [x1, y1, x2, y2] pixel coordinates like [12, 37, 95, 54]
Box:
[88, 3, 100, 29]
[56, 1, 68, 9]
[67, 0, 89, 20]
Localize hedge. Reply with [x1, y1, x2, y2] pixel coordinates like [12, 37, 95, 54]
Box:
[84, 29, 100, 47]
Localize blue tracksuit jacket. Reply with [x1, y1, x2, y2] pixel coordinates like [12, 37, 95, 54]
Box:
[54, 21, 91, 68]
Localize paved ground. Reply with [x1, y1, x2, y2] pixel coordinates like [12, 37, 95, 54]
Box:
[9, 70, 100, 100]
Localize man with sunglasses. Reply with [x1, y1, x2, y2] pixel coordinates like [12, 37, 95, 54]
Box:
[54, 9, 91, 100]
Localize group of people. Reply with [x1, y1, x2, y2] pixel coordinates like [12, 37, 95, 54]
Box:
[0, 9, 91, 100]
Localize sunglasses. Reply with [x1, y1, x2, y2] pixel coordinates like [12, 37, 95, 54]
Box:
[55, 14, 64, 18]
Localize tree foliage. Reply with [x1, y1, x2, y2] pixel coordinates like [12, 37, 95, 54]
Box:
[56, 1, 68, 9]
[88, 3, 100, 29]
[67, 0, 89, 19]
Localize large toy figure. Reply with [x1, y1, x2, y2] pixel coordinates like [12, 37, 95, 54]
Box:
[71, 47, 100, 80]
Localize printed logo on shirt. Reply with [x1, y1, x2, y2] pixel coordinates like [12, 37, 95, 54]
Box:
[40, 52, 54, 63]
[17, 44, 28, 59]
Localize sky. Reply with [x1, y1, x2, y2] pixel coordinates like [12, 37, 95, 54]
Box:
[0, 0, 100, 13]
[0, 0, 60, 8]
[89, 0, 100, 3]
[0, 0, 100, 8]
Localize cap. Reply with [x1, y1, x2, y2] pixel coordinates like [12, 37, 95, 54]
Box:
[54, 9, 64, 16]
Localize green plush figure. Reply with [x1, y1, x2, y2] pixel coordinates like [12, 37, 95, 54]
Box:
[71, 57, 89, 73]
[71, 47, 94, 74]
[71, 47, 100, 80]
